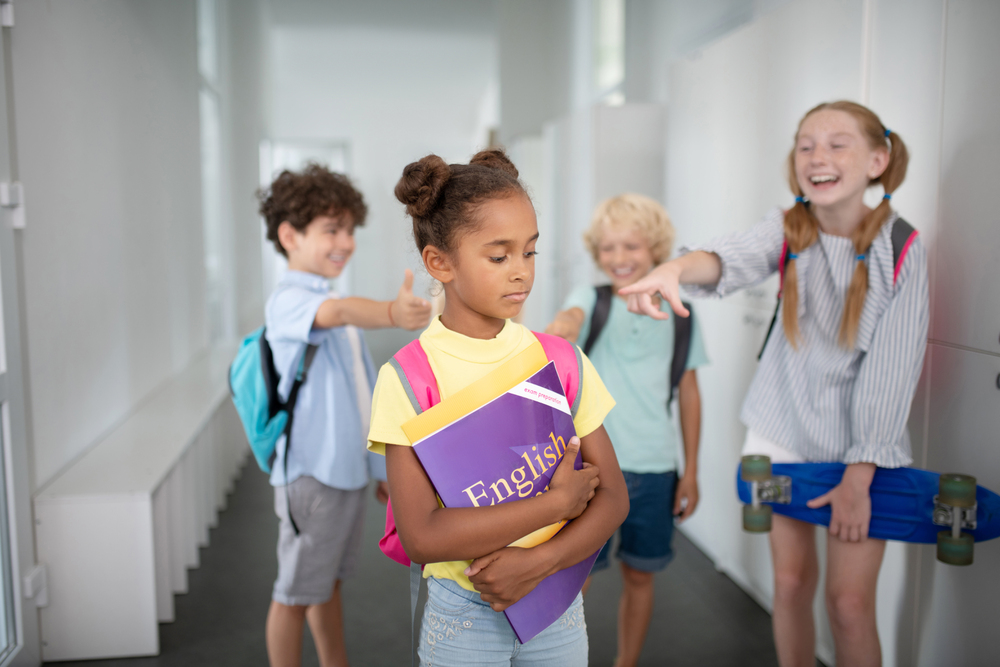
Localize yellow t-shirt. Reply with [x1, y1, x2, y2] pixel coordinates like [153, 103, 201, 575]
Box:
[367, 317, 615, 591]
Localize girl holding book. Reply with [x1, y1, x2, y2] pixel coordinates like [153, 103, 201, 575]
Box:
[620, 101, 928, 666]
[367, 148, 629, 666]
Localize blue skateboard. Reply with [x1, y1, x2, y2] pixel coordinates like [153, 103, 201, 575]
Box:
[736, 456, 1000, 566]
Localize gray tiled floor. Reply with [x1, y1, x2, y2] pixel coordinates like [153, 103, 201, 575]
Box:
[46, 463, 820, 666]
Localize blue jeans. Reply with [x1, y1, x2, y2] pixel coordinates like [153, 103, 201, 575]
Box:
[592, 470, 678, 573]
[418, 577, 588, 666]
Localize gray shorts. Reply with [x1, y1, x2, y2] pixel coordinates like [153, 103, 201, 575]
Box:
[272, 476, 366, 606]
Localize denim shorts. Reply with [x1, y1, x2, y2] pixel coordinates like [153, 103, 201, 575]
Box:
[418, 577, 588, 667]
[592, 470, 678, 573]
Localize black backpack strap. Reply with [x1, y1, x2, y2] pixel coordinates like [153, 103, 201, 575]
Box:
[758, 240, 791, 360]
[668, 303, 693, 413]
[890, 217, 917, 286]
[582, 285, 614, 356]
[280, 343, 319, 536]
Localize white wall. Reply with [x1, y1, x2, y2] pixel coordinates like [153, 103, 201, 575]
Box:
[12, 1, 207, 491]
[225, 0, 270, 336]
[266, 4, 498, 365]
[662, 1, 1000, 665]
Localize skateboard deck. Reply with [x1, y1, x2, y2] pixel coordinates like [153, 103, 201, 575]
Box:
[736, 461, 1000, 544]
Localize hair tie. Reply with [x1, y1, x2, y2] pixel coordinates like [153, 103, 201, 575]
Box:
[883, 193, 892, 200]
[794, 196, 806, 204]
[856, 254, 867, 261]
[884, 128, 892, 137]
[787, 253, 799, 260]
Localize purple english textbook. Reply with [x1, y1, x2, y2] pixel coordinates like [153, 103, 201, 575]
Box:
[411, 361, 600, 644]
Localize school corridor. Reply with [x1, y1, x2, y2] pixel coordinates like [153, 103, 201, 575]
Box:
[45, 464, 801, 667]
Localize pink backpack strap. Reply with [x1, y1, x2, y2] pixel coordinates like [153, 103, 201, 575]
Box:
[890, 219, 918, 287]
[380, 339, 442, 568]
[533, 331, 583, 418]
[389, 339, 440, 413]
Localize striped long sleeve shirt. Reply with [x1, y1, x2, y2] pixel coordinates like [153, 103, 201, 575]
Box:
[682, 207, 928, 467]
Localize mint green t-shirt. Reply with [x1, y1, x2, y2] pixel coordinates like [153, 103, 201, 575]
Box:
[562, 285, 709, 473]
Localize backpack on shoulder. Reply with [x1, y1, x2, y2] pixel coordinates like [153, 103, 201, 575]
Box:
[228, 326, 318, 474]
[758, 217, 918, 358]
[583, 284, 693, 411]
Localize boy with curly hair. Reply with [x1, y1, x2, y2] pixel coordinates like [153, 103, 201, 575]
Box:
[258, 164, 430, 667]
[546, 193, 709, 667]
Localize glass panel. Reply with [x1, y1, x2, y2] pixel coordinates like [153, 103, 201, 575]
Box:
[594, 0, 625, 97]
[200, 88, 230, 342]
[197, 0, 218, 85]
[0, 404, 16, 661]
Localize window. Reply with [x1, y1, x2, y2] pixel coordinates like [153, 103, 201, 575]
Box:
[197, 0, 235, 342]
[594, 0, 625, 105]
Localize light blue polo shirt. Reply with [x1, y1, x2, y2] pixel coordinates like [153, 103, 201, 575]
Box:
[265, 270, 385, 490]
[563, 285, 709, 473]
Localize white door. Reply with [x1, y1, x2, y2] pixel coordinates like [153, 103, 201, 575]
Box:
[0, 22, 42, 667]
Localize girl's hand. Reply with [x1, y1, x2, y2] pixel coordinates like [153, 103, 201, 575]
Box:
[544, 308, 585, 343]
[464, 546, 555, 611]
[374, 480, 389, 504]
[618, 262, 689, 320]
[547, 436, 599, 521]
[673, 473, 699, 522]
[806, 463, 876, 542]
[389, 269, 432, 330]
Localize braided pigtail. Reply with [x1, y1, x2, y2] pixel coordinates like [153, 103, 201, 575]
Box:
[781, 153, 819, 349]
[839, 124, 909, 347]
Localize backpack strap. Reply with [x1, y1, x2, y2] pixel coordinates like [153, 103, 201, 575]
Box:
[389, 339, 440, 414]
[890, 218, 918, 286]
[759, 240, 791, 360]
[669, 303, 693, 410]
[387, 339, 441, 667]
[533, 331, 583, 418]
[279, 342, 319, 535]
[582, 285, 614, 356]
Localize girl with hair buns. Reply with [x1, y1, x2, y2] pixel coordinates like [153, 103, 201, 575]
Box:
[367, 148, 628, 665]
[620, 101, 929, 666]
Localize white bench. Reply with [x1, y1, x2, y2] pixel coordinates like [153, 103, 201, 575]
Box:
[34, 343, 248, 661]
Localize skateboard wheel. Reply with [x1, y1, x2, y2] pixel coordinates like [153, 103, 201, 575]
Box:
[939, 474, 977, 508]
[937, 531, 974, 566]
[741, 455, 772, 482]
[740, 454, 771, 482]
[743, 504, 772, 533]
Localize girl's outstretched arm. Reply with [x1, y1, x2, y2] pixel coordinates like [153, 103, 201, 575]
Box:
[466, 425, 629, 611]
[618, 252, 721, 320]
[385, 436, 599, 564]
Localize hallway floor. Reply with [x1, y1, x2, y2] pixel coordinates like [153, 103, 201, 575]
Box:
[46, 462, 817, 666]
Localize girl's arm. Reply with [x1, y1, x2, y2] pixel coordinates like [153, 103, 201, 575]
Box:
[544, 307, 586, 343]
[314, 269, 431, 330]
[807, 237, 929, 542]
[385, 436, 600, 564]
[620, 207, 787, 319]
[620, 253, 721, 320]
[466, 425, 629, 611]
[674, 369, 701, 522]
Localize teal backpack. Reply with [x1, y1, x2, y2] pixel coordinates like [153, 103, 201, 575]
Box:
[229, 326, 318, 475]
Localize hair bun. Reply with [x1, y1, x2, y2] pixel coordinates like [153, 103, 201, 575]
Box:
[395, 155, 450, 218]
[469, 148, 519, 179]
